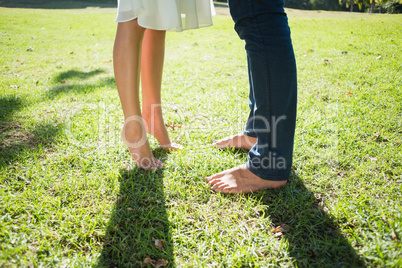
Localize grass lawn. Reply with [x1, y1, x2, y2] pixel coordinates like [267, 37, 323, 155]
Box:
[1, 1, 401, 267]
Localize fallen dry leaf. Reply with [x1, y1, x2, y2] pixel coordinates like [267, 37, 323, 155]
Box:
[391, 230, 398, 241]
[346, 91, 353, 96]
[271, 224, 290, 234]
[144, 258, 155, 265]
[314, 193, 322, 201]
[152, 237, 165, 251]
[274, 232, 283, 237]
[166, 123, 181, 130]
[155, 259, 168, 268]
[144, 258, 168, 267]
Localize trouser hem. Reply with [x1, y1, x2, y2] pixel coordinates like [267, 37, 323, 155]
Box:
[246, 161, 290, 181]
[243, 130, 258, 138]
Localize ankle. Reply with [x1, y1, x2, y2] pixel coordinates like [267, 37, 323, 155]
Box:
[122, 117, 147, 145]
[142, 112, 165, 132]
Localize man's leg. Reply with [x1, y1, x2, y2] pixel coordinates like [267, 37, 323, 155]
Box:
[242, 12, 297, 181]
[206, 0, 297, 193]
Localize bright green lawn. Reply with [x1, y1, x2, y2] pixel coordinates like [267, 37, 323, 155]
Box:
[0, 3, 401, 268]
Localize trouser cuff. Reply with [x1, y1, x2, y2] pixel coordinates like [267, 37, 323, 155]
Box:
[246, 160, 290, 181]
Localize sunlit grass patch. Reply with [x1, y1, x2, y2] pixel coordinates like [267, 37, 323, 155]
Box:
[0, 3, 401, 267]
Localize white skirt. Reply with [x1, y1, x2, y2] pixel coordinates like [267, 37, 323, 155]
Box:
[115, 0, 216, 32]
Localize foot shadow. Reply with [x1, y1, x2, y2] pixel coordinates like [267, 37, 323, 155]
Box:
[259, 173, 366, 267]
[97, 150, 175, 267]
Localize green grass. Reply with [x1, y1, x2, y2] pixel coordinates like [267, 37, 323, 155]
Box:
[1, 3, 401, 267]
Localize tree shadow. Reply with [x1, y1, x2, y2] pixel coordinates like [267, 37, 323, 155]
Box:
[0, 68, 111, 168]
[0, 95, 62, 168]
[0, 68, 116, 167]
[258, 173, 366, 267]
[53, 69, 105, 83]
[47, 69, 114, 99]
[0, 120, 62, 168]
[97, 150, 175, 268]
[213, 2, 229, 8]
[0, 0, 116, 9]
[0, 95, 23, 123]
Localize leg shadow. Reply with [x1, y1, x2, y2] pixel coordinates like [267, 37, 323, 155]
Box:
[98, 151, 174, 267]
[260, 173, 366, 267]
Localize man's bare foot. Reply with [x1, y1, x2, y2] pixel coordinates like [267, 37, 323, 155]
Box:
[205, 164, 287, 194]
[212, 133, 257, 151]
[143, 112, 182, 151]
[122, 116, 164, 170]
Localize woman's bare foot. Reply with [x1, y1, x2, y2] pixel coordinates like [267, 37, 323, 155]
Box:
[160, 142, 183, 151]
[121, 116, 164, 170]
[212, 133, 257, 151]
[205, 164, 287, 194]
[142, 111, 182, 151]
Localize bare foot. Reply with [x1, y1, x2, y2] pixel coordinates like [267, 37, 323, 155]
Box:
[205, 164, 287, 194]
[121, 116, 164, 170]
[160, 142, 183, 151]
[212, 133, 257, 151]
[142, 112, 182, 151]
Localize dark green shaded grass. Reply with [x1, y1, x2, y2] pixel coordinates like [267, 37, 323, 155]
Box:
[0, 5, 401, 268]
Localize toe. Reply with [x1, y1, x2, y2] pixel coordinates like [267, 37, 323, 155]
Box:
[161, 143, 182, 151]
[211, 180, 227, 190]
[205, 173, 224, 182]
[221, 186, 240, 194]
[214, 184, 235, 193]
[154, 158, 165, 169]
[140, 162, 152, 170]
[171, 142, 183, 150]
[212, 138, 229, 148]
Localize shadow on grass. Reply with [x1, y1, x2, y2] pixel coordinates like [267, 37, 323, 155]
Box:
[98, 150, 174, 267]
[213, 2, 229, 8]
[0, 95, 62, 168]
[53, 69, 105, 83]
[259, 173, 366, 267]
[0, 95, 23, 122]
[0, 68, 111, 167]
[221, 148, 364, 265]
[0, 0, 116, 9]
[47, 69, 114, 99]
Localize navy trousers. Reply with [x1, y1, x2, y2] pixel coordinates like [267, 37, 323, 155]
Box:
[228, 0, 297, 180]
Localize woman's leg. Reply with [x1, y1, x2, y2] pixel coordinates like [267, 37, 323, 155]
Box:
[114, 19, 163, 169]
[141, 29, 181, 150]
